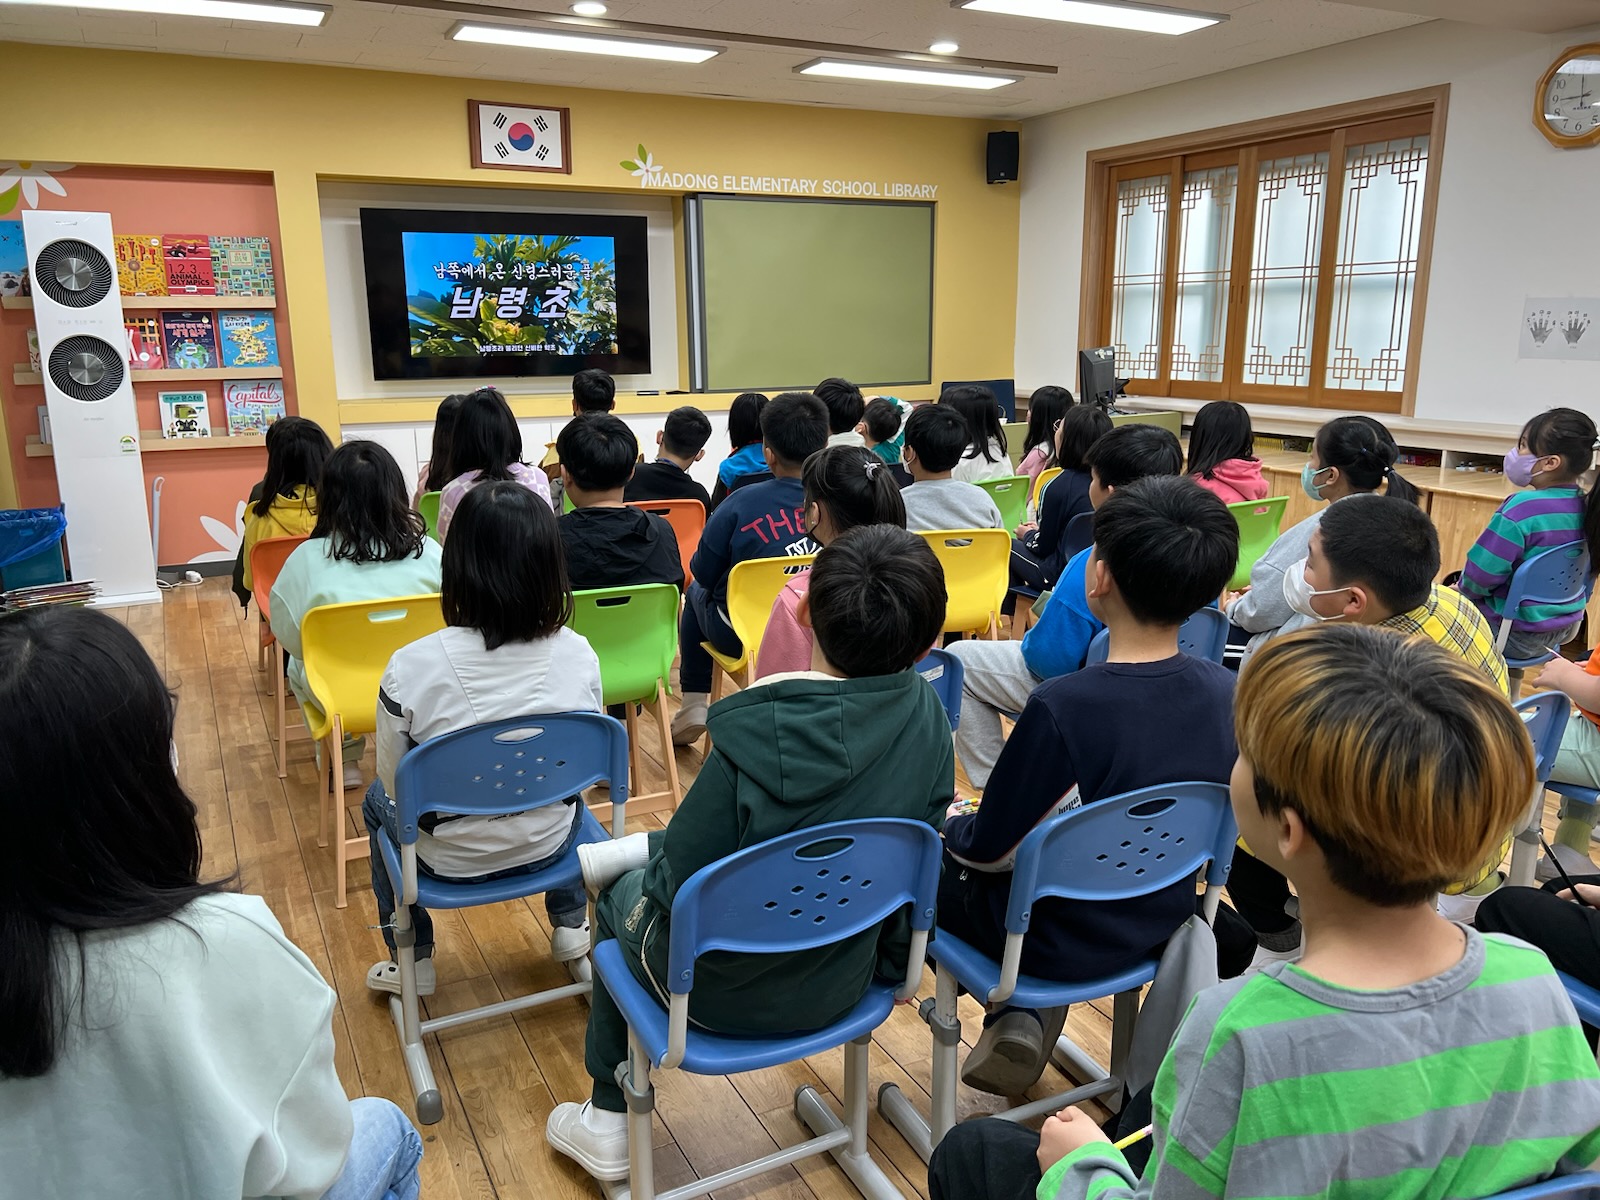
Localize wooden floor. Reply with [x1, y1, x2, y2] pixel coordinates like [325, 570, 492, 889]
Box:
[113, 578, 1119, 1200]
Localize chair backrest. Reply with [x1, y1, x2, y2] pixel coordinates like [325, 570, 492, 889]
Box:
[417, 491, 442, 541]
[1515, 691, 1572, 784]
[1061, 510, 1095, 563]
[1557, 971, 1600, 1028]
[1499, 542, 1593, 653]
[1490, 1171, 1600, 1199]
[1001, 421, 1028, 470]
[391, 712, 629, 844]
[1004, 781, 1238, 934]
[977, 475, 1030, 533]
[1033, 466, 1063, 507]
[725, 554, 817, 661]
[666, 818, 942, 994]
[570, 583, 681, 707]
[250, 534, 308, 619]
[914, 649, 964, 731]
[1225, 495, 1290, 591]
[916, 529, 1011, 636]
[300, 594, 446, 735]
[625, 498, 707, 589]
[1083, 607, 1231, 667]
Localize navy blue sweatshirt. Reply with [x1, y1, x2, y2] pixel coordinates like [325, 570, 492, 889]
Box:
[941, 654, 1237, 981]
[1023, 467, 1094, 586]
[689, 475, 818, 609]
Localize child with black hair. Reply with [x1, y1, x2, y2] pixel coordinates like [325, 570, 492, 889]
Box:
[557, 414, 684, 593]
[414, 392, 466, 504]
[237, 415, 333, 597]
[362, 481, 602, 997]
[816, 376, 866, 446]
[624, 405, 713, 508]
[547, 525, 955, 1183]
[572, 368, 616, 414]
[1015, 385, 1074, 493]
[944, 384, 1011, 485]
[1010, 405, 1111, 595]
[711, 392, 772, 509]
[942, 476, 1240, 1094]
[755, 444, 908, 679]
[1186, 401, 1267, 504]
[902, 404, 1004, 533]
[437, 387, 551, 538]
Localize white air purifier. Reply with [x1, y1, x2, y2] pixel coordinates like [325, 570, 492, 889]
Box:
[23, 210, 160, 606]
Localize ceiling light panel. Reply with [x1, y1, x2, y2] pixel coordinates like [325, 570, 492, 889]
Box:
[797, 59, 1015, 89]
[0, 0, 325, 23]
[452, 23, 721, 63]
[955, 0, 1225, 36]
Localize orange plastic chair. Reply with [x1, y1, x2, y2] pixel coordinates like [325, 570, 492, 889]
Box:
[251, 534, 310, 780]
[626, 498, 707, 590]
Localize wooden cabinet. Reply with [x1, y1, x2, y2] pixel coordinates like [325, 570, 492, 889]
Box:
[1262, 464, 1321, 531]
[1430, 491, 1501, 580]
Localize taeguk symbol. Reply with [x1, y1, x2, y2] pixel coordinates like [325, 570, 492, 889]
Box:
[507, 123, 537, 152]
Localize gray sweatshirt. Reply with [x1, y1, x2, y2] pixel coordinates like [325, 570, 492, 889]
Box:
[1225, 507, 1326, 634]
[902, 478, 1004, 533]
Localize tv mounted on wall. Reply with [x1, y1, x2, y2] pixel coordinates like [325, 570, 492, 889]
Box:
[359, 207, 651, 381]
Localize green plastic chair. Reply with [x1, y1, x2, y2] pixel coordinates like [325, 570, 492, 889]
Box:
[977, 475, 1030, 534]
[417, 491, 442, 541]
[1225, 495, 1290, 591]
[1001, 421, 1028, 471]
[570, 582, 682, 815]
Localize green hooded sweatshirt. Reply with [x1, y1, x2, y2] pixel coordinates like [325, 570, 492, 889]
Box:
[636, 669, 953, 1036]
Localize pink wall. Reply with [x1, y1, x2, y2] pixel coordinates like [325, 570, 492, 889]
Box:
[0, 165, 299, 566]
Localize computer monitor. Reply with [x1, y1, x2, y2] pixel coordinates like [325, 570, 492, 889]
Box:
[1077, 347, 1128, 414]
[938, 378, 1016, 420]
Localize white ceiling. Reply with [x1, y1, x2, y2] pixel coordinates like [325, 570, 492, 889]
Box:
[0, 0, 1595, 118]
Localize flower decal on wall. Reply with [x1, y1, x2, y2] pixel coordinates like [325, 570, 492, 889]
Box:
[0, 163, 72, 214]
[188, 501, 246, 564]
[620, 145, 663, 180]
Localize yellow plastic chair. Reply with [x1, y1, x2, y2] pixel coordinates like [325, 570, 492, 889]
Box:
[977, 475, 1030, 534]
[1225, 495, 1290, 591]
[1032, 466, 1063, 508]
[417, 491, 442, 542]
[705, 554, 818, 702]
[299, 594, 446, 906]
[916, 529, 1011, 638]
[570, 583, 683, 819]
[251, 534, 309, 780]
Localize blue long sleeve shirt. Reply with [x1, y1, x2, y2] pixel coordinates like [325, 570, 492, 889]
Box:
[1020, 547, 1101, 680]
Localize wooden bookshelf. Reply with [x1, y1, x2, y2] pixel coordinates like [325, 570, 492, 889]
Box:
[1, 295, 276, 310]
[13, 365, 284, 386]
[25, 432, 267, 457]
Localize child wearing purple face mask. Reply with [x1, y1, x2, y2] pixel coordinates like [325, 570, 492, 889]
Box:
[1460, 407, 1600, 677]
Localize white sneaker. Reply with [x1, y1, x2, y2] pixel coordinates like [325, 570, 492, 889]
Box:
[1437, 874, 1502, 926]
[551, 922, 591, 963]
[342, 763, 365, 791]
[670, 695, 709, 746]
[578, 832, 652, 897]
[1537, 842, 1600, 883]
[366, 957, 436, 997]
[546, 1100, 630, 1181]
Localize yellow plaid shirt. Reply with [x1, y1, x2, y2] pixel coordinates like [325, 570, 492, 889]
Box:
[1381, 582, 1510, 695]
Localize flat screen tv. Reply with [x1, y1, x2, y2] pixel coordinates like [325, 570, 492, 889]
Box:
[359, 207, 651, 381]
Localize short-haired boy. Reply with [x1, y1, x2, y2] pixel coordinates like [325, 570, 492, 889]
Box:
[816, 376, 866, 446]
[933, 625, 1600, 1200]
[623, 405, 713, 509]
[902, 405, 1004, 533]
[547, 525, 955, 1181]
[556, 414, 683, 593]
[670, 391, 829, 743]
[947, 424, 1184, 790]
[941, 476, 1240, 1094]
[572, 368, 616, 414]
[859, 397, 913, 487]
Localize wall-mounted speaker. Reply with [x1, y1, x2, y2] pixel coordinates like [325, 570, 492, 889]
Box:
[23, 210, 160, 606]
[987, 131, 1020, 185]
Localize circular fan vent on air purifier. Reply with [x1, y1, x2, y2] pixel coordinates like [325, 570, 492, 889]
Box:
[34, 238, 115, 308]
[48, 335, 126, 402]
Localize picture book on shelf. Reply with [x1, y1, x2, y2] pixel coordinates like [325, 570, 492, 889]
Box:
[160, 311, 218, 369]
[224, 379, 285, 436]
[210, 236, 275, 297]
[37, 406, 51, 446]
[124, 317, 165, 371]
[0, 220, 28, 297]
[114, 234, 166, 296]
[158, 391, 211, 439]
[162, 235, 215, 295]
[219, 311, 279, 368]
[27, 329, 40, 373]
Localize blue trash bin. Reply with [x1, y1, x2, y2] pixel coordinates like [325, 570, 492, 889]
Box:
[0, 507, 68, 591]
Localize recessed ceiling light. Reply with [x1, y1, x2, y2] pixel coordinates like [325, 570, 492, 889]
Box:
[954, 0, 1225, 35]
[452, 23, 721, 62]
[929, 40, 960, 53]
[0, 0, 324, 23]
[797, 58, 1014, 90]
[570, 1, 607, 14]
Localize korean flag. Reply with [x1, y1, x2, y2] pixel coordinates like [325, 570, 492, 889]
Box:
[475, 102, 567, 172]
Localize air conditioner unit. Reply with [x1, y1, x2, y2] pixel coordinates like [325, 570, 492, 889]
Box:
[22, 210, 160, 606]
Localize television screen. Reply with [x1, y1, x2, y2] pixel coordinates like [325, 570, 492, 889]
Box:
[360, 207, 651, 381]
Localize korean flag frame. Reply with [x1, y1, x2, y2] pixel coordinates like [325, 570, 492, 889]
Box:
[469, 100, 573, 175]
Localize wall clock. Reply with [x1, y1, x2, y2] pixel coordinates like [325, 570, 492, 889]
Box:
[1535, 43, 1600, 149]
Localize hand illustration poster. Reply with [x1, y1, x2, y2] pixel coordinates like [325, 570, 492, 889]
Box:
[1520, 298, 1600, 361]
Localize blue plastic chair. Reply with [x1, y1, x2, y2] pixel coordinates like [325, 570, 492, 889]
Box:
[1492, 1171, 1600, 1198]
[1060, 510, 1095, 563]
[1506, 692, 1572, 887]
[915, 648, 965, 731]
[1083, 606, 1231, 667]
[377, 712, 629, 1125]
[593, 818, 942, 1200]
[879, 781, 1238, 1162]
[1492, 542, 1592, 668]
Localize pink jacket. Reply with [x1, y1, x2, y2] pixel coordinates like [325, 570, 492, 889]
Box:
[754, 571, 813, 680]
[1192, 457, 1268, 505]
[1017, 444, 1052, 491]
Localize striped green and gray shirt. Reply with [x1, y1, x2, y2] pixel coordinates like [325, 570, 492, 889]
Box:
[1043, 930, 1600, 1200]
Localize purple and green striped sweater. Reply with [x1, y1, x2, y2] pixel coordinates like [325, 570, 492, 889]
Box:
[1459, 486, 1587, 632]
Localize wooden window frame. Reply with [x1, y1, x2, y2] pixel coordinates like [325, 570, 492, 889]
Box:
[1079, 86, 1449, 415]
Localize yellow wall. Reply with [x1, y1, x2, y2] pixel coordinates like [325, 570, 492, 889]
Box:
[2, 42, 1020, 473]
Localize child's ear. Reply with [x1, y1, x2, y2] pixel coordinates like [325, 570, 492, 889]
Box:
[693, 449, 705, 463]
[796, 591, 813, 630]
[655, 429, 665, 448]
[1278, 807, 1311, 862]
[559, 465, 573, 491]
[763, 445, 778, 472]
[1086, 555, 1113, 600]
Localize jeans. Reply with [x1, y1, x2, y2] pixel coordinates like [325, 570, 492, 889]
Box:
[364, 782, 587, 959]
[319, 1097, 423, 1200]
[678, 580, 740, 695]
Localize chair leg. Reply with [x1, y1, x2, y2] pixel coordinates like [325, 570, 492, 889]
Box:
[796, 1035, 903, 1200]
[1012, 597, 1034, 640]
[878, 966, 958, 1164]
[274, 649, 289, 780]
[387, 890, 444, 1125]
[625, 701, 645, 808]
[316, 733, 330, 850]
[1507, 784, 1547, 889]
[332, 715, 349, 909]
[624, 1030, 657, 1200]
[653, 681, 682, 808]
[257, 615, 268, 671]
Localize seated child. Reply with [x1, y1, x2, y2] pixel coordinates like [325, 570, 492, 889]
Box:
[623, 405, 713, 509]
[944, 384, 1013, 485]
[237, 415, 332, 598]
[941, 476, 1240, 1095]
[363, 482, 602, 996]
[1014, 385, 1073, 492]
[437, 387, 552, 539]
[545, 524, 954, 1182]
[1460, 406, 1600, 668]
[1185, 400, 1267, 504]
[1010, 404, 1111, 595]
[901, 405, 1005, 534]
[948, 424, 1183, 791]
[755, 445, 907, 679]
[932, 624, 1600, 1200]
[413, 392, 465, 506]
[817, 376, 866, 447]
[1512, 647, 1600, 879]
[671, 392, 828, 744]
[557, 414, 683, 593]
[710, 392, 771, 509]
[572, 367, 616, 415]
[858, 397, 914, 487]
